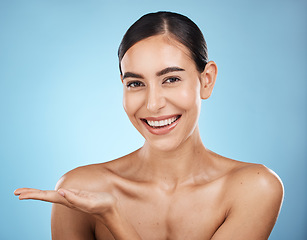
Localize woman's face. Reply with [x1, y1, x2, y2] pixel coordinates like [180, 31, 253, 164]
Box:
[120, 35, 203, 151]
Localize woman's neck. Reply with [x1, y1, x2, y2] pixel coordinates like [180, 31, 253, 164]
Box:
[136, 128, 211, 189]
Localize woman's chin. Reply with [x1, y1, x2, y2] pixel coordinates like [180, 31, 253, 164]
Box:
[143, 138, 183, 153]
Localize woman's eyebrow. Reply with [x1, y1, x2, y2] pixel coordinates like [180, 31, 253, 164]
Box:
[122, 67, 185, 80]
[156, 67, 185, 76]
[122, 72, 144, 80]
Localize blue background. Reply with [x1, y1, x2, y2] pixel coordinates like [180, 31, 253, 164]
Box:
[1, 0, 306, 239]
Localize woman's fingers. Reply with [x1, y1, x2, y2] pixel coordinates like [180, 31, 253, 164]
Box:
[58, 189, 92, 212]
[14, 188, 70, 206]
[14, 188, 34, 196]
[15, 188, 117, 216]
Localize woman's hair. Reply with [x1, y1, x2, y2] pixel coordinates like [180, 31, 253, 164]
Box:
[118, 11, 208, 74]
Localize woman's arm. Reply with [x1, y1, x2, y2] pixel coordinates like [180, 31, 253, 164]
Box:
[15, 164, 143, 240]
[211, 165, 284, 240]
[14, 188, 142, 240]
[51, 203, 96, 239]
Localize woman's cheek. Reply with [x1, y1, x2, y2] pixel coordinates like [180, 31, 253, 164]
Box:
[175, 87, 200, 109]
[123, 92, 143, 117]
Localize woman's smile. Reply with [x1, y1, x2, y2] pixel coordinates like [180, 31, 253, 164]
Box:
[141, 114, 182, 135]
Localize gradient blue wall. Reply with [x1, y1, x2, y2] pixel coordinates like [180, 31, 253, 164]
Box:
[1, 0, 306, 239]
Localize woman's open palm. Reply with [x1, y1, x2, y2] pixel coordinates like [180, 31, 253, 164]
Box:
[14, 188, 117, 218]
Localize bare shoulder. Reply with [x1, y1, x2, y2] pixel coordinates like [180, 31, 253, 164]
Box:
[54, 151, 136, 191]
[55, 160, 123, 191]
[210, 161, 284, 239]
[211, 149, 284, 198]
[222, 161, 284, 222]
[228, 163, 284, 197]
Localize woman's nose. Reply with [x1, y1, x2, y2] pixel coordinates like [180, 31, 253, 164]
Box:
[146, 87, 166, 113]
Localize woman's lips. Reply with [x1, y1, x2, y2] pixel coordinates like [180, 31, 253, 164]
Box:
[141, 115, 181, 135]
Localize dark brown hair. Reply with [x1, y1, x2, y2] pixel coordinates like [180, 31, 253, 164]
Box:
[118, 11, 208, 74]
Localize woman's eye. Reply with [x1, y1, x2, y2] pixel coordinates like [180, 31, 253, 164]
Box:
[163, 77, 180, 84]
[126, 81, 145, 88]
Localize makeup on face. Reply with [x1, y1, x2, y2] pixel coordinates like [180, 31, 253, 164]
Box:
[121, 35, 202, 150]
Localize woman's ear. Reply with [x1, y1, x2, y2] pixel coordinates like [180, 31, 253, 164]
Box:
[200, 61, 218, 99]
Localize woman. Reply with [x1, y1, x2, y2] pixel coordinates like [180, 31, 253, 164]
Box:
[14, 11, 283, 240]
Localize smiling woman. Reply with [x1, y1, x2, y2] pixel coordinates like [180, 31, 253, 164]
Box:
[14, 11, 284, 240]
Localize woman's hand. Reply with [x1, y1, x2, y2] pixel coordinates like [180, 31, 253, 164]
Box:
[14, 188, 142, 239]
[14, 188, 117, 222]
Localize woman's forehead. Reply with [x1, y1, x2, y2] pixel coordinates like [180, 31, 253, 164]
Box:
[121, 35, 195, 74]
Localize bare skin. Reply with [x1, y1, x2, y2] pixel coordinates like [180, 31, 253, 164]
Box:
[15, 35, 284, 240]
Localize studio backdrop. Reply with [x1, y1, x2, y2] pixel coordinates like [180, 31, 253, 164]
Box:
[1, 0, 306, 239]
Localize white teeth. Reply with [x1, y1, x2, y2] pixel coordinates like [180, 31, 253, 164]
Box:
[146, 116, 178, 128]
